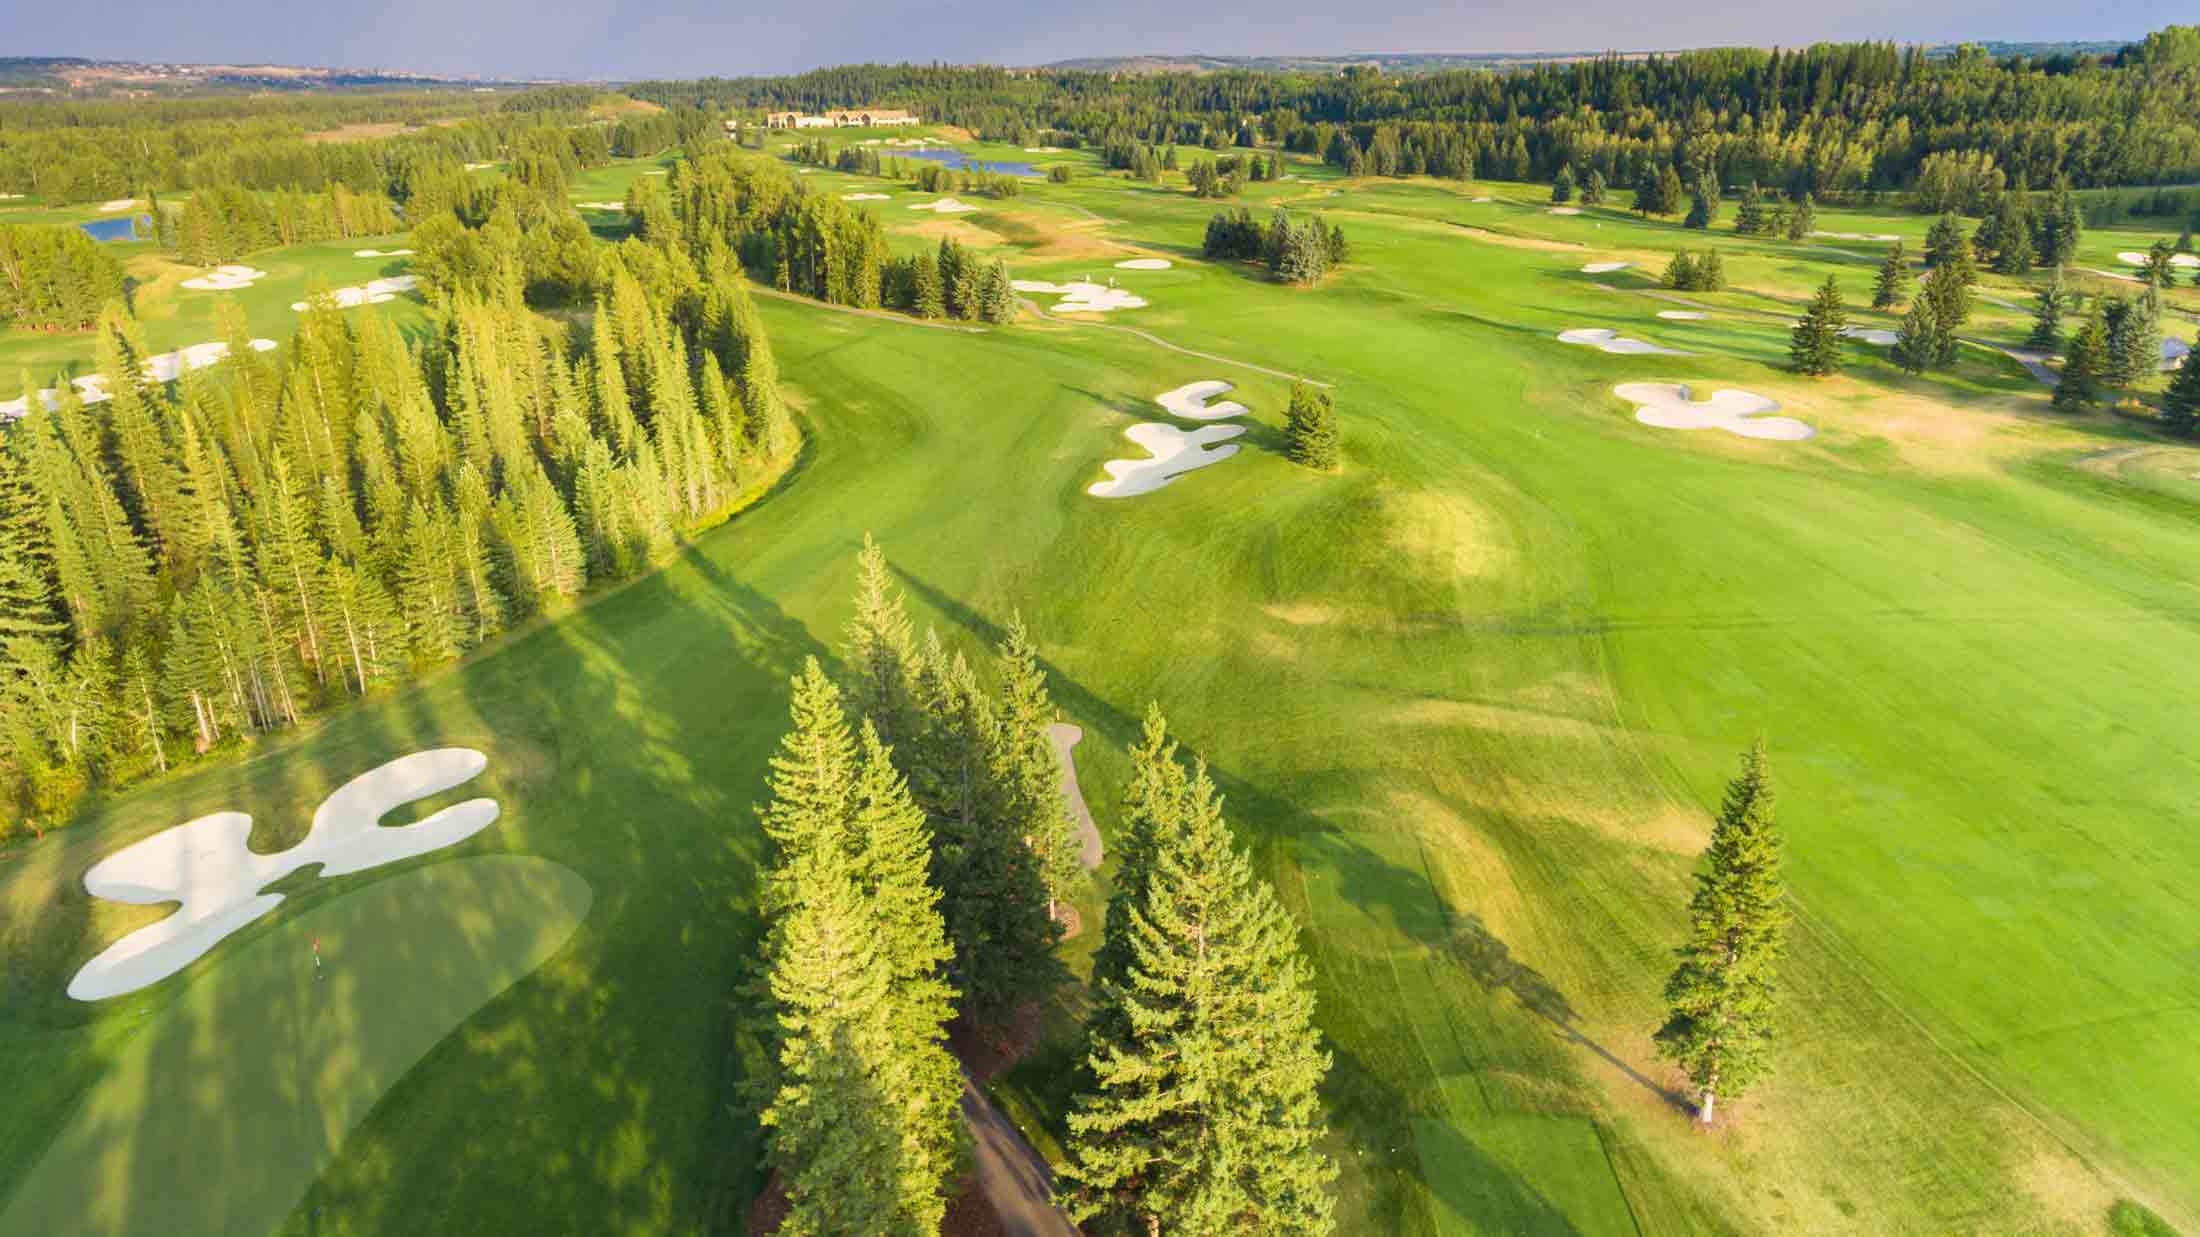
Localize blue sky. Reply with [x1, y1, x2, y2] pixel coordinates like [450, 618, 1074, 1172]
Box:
[9, 1, 2189, 80]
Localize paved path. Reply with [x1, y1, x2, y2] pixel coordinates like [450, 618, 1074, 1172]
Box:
[961, 1074, 1081, 1237]
[1047, 723, 1103, 871]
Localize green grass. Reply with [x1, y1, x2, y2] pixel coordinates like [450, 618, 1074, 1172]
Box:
[4, 160, 2199, 1234]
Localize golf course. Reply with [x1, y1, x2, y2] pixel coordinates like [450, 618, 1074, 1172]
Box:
[6, 105, 2200, 1235]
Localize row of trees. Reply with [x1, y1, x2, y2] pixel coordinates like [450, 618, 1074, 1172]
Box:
[1663, 250, 1728, 292]
[1200, 208, 1349, 285]
[0, 224, 795, 825]
[162, 184, 402, 266]
[0, 224, 126, 331]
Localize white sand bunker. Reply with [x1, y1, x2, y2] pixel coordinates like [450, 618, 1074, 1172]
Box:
[1557, 328, 1692, 356]
[67, 748, 500, 1000]
[576, 201, 625, 211]
[1155, 380, 1247, 420]
[292, 275, 418, 311]
[1656, 310, 1708, 320]
[1013, 279, 1147, 312]
[179, 264, 266, 291]
[1471, 196, 1493, 203]
[0, 193, 25, 200]
[464, 162, 494, 170]
[1, 339, 276, 420]
[909, 197, 978, 214]
[1115, 258, 1173, 270]
[353, 248, 414, 257]
[2118, 251, 2200, 268]
[1024, 145, 1066, 153]
[1841, 326, 1899, 346]
[97, 198, 140, 212]
[841, 192, 890, 201]
[1616, 382, 1814, 442]
[1548, 207, 1582, 216]
[1089, 423, 1245, 498]
[1581, 261, 1631, 274]
[645, 169, 667, 175]
[1812, 230, 1901, 242]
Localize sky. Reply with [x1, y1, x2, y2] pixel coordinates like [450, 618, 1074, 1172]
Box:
[7, 0, 2190, 81]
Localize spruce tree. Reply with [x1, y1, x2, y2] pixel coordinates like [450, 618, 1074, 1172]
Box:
[843, 533, 921, 749]
[1891, 297, 1942, 376]
[1658, 165, 1685, 220]
[1698, 249, 1727, 292]
[2054, 311, 2108, 412]
[1871, 242, 1907, 310]
[1683, 170, 1719, 230]
[1654, 742, 1789, 1125]
[1785, 191, 1815, 240]
[2162, 341, 2200, 436]
[1550, 163, 1575, 204]
[1663, 251, 1699, 290]
[1581, 168, 1607, 206]
[991, 614, 1083, 921]
[978, 259, 1016, 324]
[1060, 717, 1338, 1234]
[1789, 276, 1847, 376]
[911, 253, 945, 320]
[1925, 211, 1965, 268]
[2028, 269, 2067, 350]
[1733, 182, 1765, 235]
[1283, 382, 1340, 470]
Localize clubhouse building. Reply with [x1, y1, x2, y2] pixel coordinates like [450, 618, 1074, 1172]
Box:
[764, 108, 920, 129]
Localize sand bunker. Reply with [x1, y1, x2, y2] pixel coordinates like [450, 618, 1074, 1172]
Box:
[2117, 251, 2200, 268]
[1115, 257, 1173, 270]
[1023, 145, 1066, 153]
[1812, 230, 1902, 242]
[1471, 196, 1493, 203]
[97, 198, 140, 212]
[841, 192, 890, 200]
[291, 275, 418, 311]
[1089, 423, 1245, 498]
[464, 162, 494, 170]
[576, 201, 625, 210]
[67, 748, 500, 1000]
[1013, 279, 1147, 312]
[1155, 380, 1248, 420]
[1548, 207, 1582, 216]
[1656, 310, 1708, 320]
[353, 247, 415, 257]
[1581, 261, 1631, 274]
[645, 169, 667, 175]
[0, 193, 24, 200]
[179, 264, 266, 291]
[1, 339, 276, 420]
[1557, 328, 1692, 356]
[1615, 382, 1814, 442]
[909, 197, 979, 213]
[1841, 326, 1899, 346]
[1047, 723, 1103, 870]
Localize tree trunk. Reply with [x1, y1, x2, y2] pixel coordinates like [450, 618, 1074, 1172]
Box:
[1698, 1089, 1716, 1125]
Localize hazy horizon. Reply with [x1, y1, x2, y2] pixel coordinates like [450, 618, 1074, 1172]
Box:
[9, 1, 2190, 81]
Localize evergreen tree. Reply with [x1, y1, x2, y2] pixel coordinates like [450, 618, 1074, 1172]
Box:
[1654, 743, 1789, 1125]
[1789, 275, 1847, 376]
[1698, 249, 1727, 291]
[1581, 168, 1608, 206]
[910, 253, 945, 321]
[978, 259, 1016, 324]
[2141, 240, 2179, 289]
[1550, 164, 1575, 204]
[1733, 182, 1766, 235]
[1662, 251, 1699, 290]
[991, 614, 1083, 921]
[1921, 245, 1974, 335]
[1060, 715, 1338, 1234]
[2162, 339, 2200, 436]
[1925, 211, 1965, 268]
[1891, 297, 1942, 376]
[1658, 164, 1685, 219]
[1785, 191, 1815, 241]
[843, 533, 921, 749]
[1282, 382, 1340, 470]
[1683, 170, 1719, 229]
[2027, 269, 2067, 350]
[2054, 311, 2108, 411]
[1871, 242, 1907, 310]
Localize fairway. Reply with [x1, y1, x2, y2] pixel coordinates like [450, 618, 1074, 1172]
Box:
[5, 129, 2200, 1235]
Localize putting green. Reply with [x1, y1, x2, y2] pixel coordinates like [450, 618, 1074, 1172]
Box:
[1, 855, 590, 1237]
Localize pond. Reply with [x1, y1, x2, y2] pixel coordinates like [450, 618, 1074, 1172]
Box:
[891, 148, 1039, 178]
[79, 216, 147, 242]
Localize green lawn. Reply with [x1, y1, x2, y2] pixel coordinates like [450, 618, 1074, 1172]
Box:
[2, 154, 2197, 1235]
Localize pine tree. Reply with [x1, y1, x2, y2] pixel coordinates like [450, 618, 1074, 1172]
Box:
[1925, 211, 1965, 268]
[843, 534, 921, 749]
[1654, 743, 1789, 1125]
[1892, 297, 1942, 375]
[1550, 164, 1575, 204]
[1871, 242, 1907, 310]
[1921, 251, 1973, 336]
[1698, 249, 1727, 291]
[2054, 311, 2108, 412]
[1283, 382, 1340, 470]
[2028, 270, 2068, 350]
[911, 253, 945, 320]
[1060, 715, 1338, 1234]
[991, 614, 1083, 921]
[1581, 168, 1608, 206]
[1658, 165, 1685, 219]
[1663, 251, 1699, 290]
[2162, 340, 2200, 436]
[1789, 275, 1847, 376]
[1785, 191, 1815, 241]
[1683, 170, 1719, 230]
[978, 259, 1016, 324]
[2142, 240, 2179, 289]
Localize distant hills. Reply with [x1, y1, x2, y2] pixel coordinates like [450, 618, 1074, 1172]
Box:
[0, 56, 547, 96]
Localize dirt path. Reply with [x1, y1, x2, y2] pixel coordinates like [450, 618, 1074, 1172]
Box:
[1020, 299, 1334, 388]
[960, 1074, 1080, 1237]
[1047, 723, 1102, 870]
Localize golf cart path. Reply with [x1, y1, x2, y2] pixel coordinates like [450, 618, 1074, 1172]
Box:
[1047, 723, 1103, 870]
[962, 1075, 1080, 1236]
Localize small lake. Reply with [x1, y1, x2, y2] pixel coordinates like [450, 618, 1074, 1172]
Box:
[79, 216, 147, 242]
[891, 149, 1039, 178]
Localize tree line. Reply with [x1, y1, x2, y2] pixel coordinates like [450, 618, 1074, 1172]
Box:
[0, 225, 795, 830]
[0, 225, 126, 332]
[749, 542, 1339, 1232]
